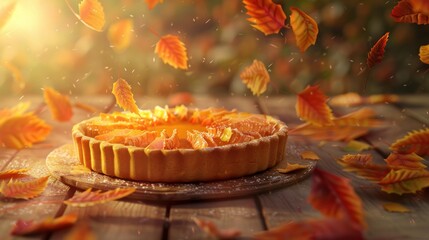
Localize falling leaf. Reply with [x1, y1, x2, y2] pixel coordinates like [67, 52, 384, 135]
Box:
[367, 32, 389, 69]
[0, 113, 51, 149]
[329, 92, 364, 107]
[300, 150, 320, 161]
[385, 152, 426, 170]
[342, 140, 372, 152]
[242, 0, 286, 35]
[338, 154, 389, 182]
[309, 169, 366, 228]
[0, 169, 29, 179]
[289, 7, 319, 52]
[11, 214, 78, 236]
[145, 0, 164, 10]
[43, 87, 74, 122]
[155, 34, 188, 70]
[277, 163, 308, 173]
[390, 128, 429, 155]
[64, 188, 136, 207]
[108, 19, 133, 52]
[0, 176, 49, 199]
[65, 221, 96, 240]
[383, 202, 411, 213]
[112, 78, 141, 116]
[391, 0, 429, 25]
[193, 218, 241, 239]
[240, 59, 270, 96]
[78, 0, 105, 31]
[296, 85, 334, 126]
[3, 62, 25, 92]
[379, 169, 429, 194]
[0, 0, 16, 30]
[419, 44, 429, 64]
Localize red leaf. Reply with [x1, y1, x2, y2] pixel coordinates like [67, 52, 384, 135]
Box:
[240, 59, 270, 96]
[367, 32, 389, 69]
[11, 214, 77, 236]
[0, 176, 49, 200]
[43, 87, 74, 122]
[309, 169, 366, 229]
[193, 218, 241, 239]
[338, 154, 390, 182]
[391, 0, 429, 25]
[289, 7, 319, 52]
[155, 34, 188, 70]
[385, 152, 426, 170]
[243, 0, 286, 35]
[64, 188, 135, 207]
[390, 128, 429, 155]
[379, 169, 429, 195]
[296, 85, 334, 126]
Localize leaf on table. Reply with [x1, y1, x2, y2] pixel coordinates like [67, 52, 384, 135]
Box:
[108, 19, 133, 52]
[78, 0, 105, 31]
[391, 0, 429, 25]
[420, 44, 429, 64]
[0, 176, 49, 200]
[300, 150, 320, 161]
[0, 0, 16, 30]
[193, 218, 241, 240]
[367, 32, 389, 69]
[145, 0, 164, 10]
[11, 213, 78, 236]
[337, 154, 389, 182]
[65, 221, 96, 240]
[112, 78, 141, 116]
[385, 152, 426, 170]
[296, 85, 334, 126]
[43, 87, 74, 122]
[342, 140, 372, 152]
[242, 0, 286, 35]
[290, 7, 319, 52]
[383, 202, 411, 213]
[3, 62, 25, 92]
[378, 169, 429, 195]
[309, 168, 366, 229]
[240, 59, 270, 96]
[277, 163, 308, 174]
[333, 107, 385, 128]
[329, 92, 364, 107]
[254, 218, 364, 240]
[290, 123, 370, 142]
[0, 112, 51, 149]
[64, 187, 136, 207]
[390, 128, 429, 155]
[0, 169, 29, 180]
[155, 34, 188, 70]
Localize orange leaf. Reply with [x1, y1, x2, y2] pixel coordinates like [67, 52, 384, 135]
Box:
[419, 44, 429, 64]
[290, 123, 370, 142]
[240, 59, 270, 96]
[64, 188, 136, 207]
[65, 221, 96, 240]
[290, 7, 319, 52]
[379, 169, 429, 194]
[155, 34, 188, 70]
[337, 154, 390, 182]
[0, 176, 49, 199]
[277, 163, 308, 174]
[0, 0, 16, 30]
[300, 150, 320, 160]
[333, 107, 385, 128]
[0, 113, 51, 149]
[309, 169, 366, 229]
[296, 85, 334, 126]
[78, 0, 105, 31]
[108, 19, 133, 52]
[365, 94, 399, 104]
[11, 214, 78, 236]
[43, 87, 74, 122]
[0, 101, 30, 124]
[367, 32, 389, 69]
[385, 152, 426, 170]
[329, 92, 364, 107]
[242, 0, 286, 35]
[145, 0, 164, 10]
[390, 128, 429, 155]
[382, 202, 411, 213]
[0, 168, 29, 179]
[112, 78, 141, 116]
[391, 0, 429, 25]
[3, 62, 25, 92]
[193, 218, 241, 239]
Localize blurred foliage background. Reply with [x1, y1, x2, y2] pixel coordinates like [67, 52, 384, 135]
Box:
[0, 0, 428, 98]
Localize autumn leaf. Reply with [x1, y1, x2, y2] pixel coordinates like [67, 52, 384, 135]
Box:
[367, 32, 389, 69]
[64, 188, 136, 207]
[145, 0, 164, 10]
[277, 163, 308, 174]
[309, 168, 366, 229]
[333, 107, 385, 128]
[383, 202, 411, 213]
[3, 62, 25, 92]
[290, 123, 370, 142]
[193, 218, 241, 239]
[43, 87, 74, 122]
[365, 94, 399, 104]
[390, 128, 429, 155]
[329, 92, 364, 107]
[0, 101, 30, 124]
[0, 0, 16, 30]
[338, 154, 390, 182]
[342, 140, 372, 152]
[300, 150, 320, 161]
[0, 169, 29, 179]
[155, 34, 188, 70]
[240, 59, 270, 96]
[0, 112, 51, 149]
[385, 152, 426, 170]
[289, 7, 319, 52]
[379, 169, 429, 194]
[419, 44, 429, 64]
[112, 78, 141, 116]
[11, 214, 78, 236]
[0, 176, 49, 199]
[242, 0, 286, 35]
[391, 0, 429, 25]
[296, 85, 334, 126]
[65, 221, 96, 240]
[78, 0, 105, 31]
[108, 19, 133, 52]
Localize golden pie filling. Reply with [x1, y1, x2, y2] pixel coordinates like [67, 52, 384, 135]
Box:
[72, 106, 288, 182]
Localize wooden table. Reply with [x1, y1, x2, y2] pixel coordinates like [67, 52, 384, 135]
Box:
[0, 95, 428, 240]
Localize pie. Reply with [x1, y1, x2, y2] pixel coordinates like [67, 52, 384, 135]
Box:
[72, 106, 288, 182]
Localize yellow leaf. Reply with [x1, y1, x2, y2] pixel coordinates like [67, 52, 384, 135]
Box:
[342, 140, 372, 152]
[0, 0, 16, 30]
[145, 0, 164, 10]
[64, 188, 136, 207]
[420, 44, 429, 64]
[79, 0, 105, 32]
[0, 176, 49, 199]
[383, 202, 411, 213]
[112, 78, 141, 116]
[290, 7, 319, 52]
[240, 59, 270, 96]
[3, 62, 25, 92]
[300, 150, 320, 161]
[277, 163, 308, 173]
[155, 34, 188, 70]
[108, 19, 133, 52]
[43, 87, 74, 122]
[220, 127, 232, 142]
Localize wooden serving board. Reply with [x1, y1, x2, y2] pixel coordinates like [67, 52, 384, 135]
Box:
[46, 144, 316, 202]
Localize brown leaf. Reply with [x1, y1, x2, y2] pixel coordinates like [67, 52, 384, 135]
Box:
[155, 34, 188, 70]
[338, 154, 390, 182]
[242, 0, 286, 35]
[112, 78, 141, 116]
[277, 163, 308, 174]
[367, 32, 389, 69]
[390, 128, 429, 155]
[383, 202, 411, 213]
[385, 152, 426, 170]
[240, 59, 270, 96]
[64, 188, 136, 207]
[11, 214, 78, 236]
[296, 85, 334, 126]
[290, 7, 319, 52]
[420, 44, 429, 64]
[193, 218, 241, 239]
[78, 0, 105, 31]
[391, 0, 429, 25]
[379, 169, 429, 195]
[108, 19, 133, 52]
[0, 0, 16, 30]
[0, 176, 49, 199]
[43, 87, 74, 122]
[0, 169, 29, 180]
